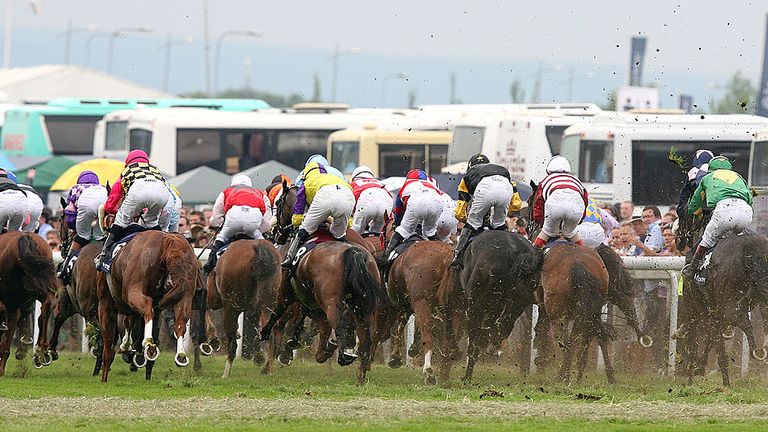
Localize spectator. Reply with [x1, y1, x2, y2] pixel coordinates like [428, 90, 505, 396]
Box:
[641, 206, 664, 255]
[189, 211, 205, 226]
[46, 231, 61, 252]
[38, 207, 53, 239]
[661, 211, 677, 229]
[178, 216, 190, 235]
[179, 207, 190, 221]
[201, 207, 213, 226]
[617, 223, 639, 256]
[608, 227, 624, 250]
[620, 201, 635, 222]
[660, 226, 684, 256]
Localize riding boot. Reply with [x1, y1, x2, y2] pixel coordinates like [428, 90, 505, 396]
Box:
[95, 224, 124, 268]
[282, 229, 309, 269]
[682, 245, 709, 280]
[203, 240, 226, 275]
[57, 245, 79, 285]
[451, 227, 475, 269]
[383, 231, 405, 260]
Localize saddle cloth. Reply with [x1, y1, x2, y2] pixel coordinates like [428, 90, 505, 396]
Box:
[289, 229, 339, 311]
[216, 233, 255, 259]
[694, 228, 751, 285]
[99, 224, 147, 273]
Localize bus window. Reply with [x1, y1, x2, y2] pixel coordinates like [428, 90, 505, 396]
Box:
[449, 126, 484, 164]
[237, 132, 266, 173]
[752, 140, 768, 186]
[561, 138, 613, 184]
[427, 145, 448, 175]
[379, 144, 425, 178]
[545, 125, 568, 155]
[176, 129, 222, 174]
[105, 121, 128, 151]
[275, 130, 331, 170]
[129, 128, 152, 154]
[632, 140, 750, 205]
[45, 115, 101, 154]
[331, 140, 360, 175]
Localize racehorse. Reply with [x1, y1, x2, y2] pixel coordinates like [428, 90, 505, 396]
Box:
[97, 229, 202, 382]
[457, 229, 541, 383]
[386, 240, 464, 384]
[0, 232, 58, 376]
[205, 238, 281, 377]
[263, 183, 390, 384]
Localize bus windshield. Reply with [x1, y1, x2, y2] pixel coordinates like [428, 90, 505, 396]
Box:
[560, 136, 613, 184]
[545, 125, 568, 155]
[752, 140, 768, 187]
[331, 140, 360, 175]
[449, 126, 484, 164]
[45, 115, 101, 154]
[106, 121, 128, 151]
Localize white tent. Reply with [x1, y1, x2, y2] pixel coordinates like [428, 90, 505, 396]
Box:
[0, 65, 173, 103]
[237, 161, 299, 189]
[169, 166, 231, 205]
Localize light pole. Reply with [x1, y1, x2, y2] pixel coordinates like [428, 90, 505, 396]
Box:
[58, 21, 98, 65]
[564, 69, 594, 102]
[380, 72, 409, 107]
[2, 0, 42, 69]
[530, 63, 563, 103]
[159, 34, 193, 92]
[107, 26, 154, 74]
[330, 44, 360, 102]
[84, 31, 111, 66]
[214, 30, 263, 96]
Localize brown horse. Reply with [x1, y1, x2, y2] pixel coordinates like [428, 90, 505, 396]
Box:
[0, 232, 58, 376]
[97, 229, 201, 382]
[205, 239, 281, 377]
[386, 240, 463, 384]
[263, 184, 390, 384]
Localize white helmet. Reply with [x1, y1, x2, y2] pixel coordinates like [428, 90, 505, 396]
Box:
[351, 165, 374, 180]
[546, 155, 571, 174]
[231, 174, 253, 187]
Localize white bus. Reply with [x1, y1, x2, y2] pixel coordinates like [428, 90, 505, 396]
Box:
[749, 130, 768, 236]
[444, 103, 602, 180]
[561, 112, 768, 206]
[94, 107, 421, 176]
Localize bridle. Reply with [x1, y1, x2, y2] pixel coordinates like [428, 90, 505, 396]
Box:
[272, 185, 297, 245]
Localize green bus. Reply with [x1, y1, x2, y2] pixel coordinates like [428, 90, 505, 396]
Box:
[0, 97, 271, 157]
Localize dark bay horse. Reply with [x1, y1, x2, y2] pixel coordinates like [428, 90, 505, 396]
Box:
[205, 239, 281, 377]
[0, 232, 58, 375]
[97, 230, 201, 382]
[386, 240, 464, 384]
[264, 184, 390, 384]
[458, 230, 541, 383]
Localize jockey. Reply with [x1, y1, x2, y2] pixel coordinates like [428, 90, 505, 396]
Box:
[96, 150, 170, 266]
[6, 171, 42, 233]
[282, 161, 355, 268]
[682, 155, 753, 279]
[58, 170, 108, 283]
[266, 174, 293, 207]
[574, 197, 616, 248]
[677, 149, 714, 221]
[294, 154, 344, 185]
[451, 153, 522, 267]
[350, 165, 392, 235]
[532, 155, 588, 248]
[0, 168, 27, 233]
[204, 174, 272, 274]
[160, 184, 182, 233]
[384, 169, 444, 258]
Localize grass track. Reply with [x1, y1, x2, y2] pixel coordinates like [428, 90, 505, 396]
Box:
[3, 352, 768, 430]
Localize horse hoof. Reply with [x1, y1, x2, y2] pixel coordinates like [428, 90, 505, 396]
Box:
[121, 350, 135, 364]
[753, 347, 768, 361]
[407, 346, 421, 358]
[338, 349, 358, 367]
[42, 351, 53, 366]
[424, 374, 437, 385]
[90, 346, 99, 359]
[639, 335, 654, 348]
[278, 352, 293, 366]
[199, 343, 213, 357]
[49, 350, 59, 362]
[175, 353, 189, 367]
[723, 328, 735, 339]
[144, 343, 159, 362]
[388, 357, 403, 369]
[461, 376, 471, 385]
[15, 351, 25, 361]
[253, 352, 266, 366]
[286, 338, 301, 350]
[133, 353, 147, 369]
[20, 336, 33, 345]
[210, 338, 222, 352]
[33, 355, 44, 369]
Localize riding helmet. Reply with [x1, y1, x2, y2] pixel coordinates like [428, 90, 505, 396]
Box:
[546, 155, 571, 174]
[467, 153, 490, 168]
[351, 165, 375, 180]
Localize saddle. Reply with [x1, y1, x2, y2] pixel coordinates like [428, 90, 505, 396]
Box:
[216, 233, 254, 259]
[693, 228, 751, 286]
[98, 224, 147, 273]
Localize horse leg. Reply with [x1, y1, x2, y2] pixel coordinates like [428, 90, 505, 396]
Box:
[125, 289, 158, 361]
[715, 333, 730, 387]
[533, 306, 553, 370]
[221, 306, 239, 378]
[315, 320, 335, 364]
[49, 291, 75, 361]
[145, 310, 162, 380]
[387, 312, 406, 368]
[598, 336, 617, 384]
[559, 321, 579, 384]
[98, 297, 118, 383]
[355, 320, 373, 384]
[171, 299, 191, 369]
[412, 299, 436, 385]
[92, 331, 104, 376]
[327, 304, 356, 366]
[34, 291, 56, 367]
[735, 309, 765, 361]
[244, 310, 265, 367]
[14, 305, 33, 361]
[279, 312, 305, 366]
[0, 310, 19, 376]
[260, 275, 293, 341]
[462, 329, 482, 384]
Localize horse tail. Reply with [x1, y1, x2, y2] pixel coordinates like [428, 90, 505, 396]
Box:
[17, 233, 57, 296]
[343, 246, 388, 318]
[571, 260, 614, 341]
[157, 234, 195, 310]
[595, 244, 633, 300]
[509, 234, 542, 278]
[743, 236, 768, 303]
[251, 241, 279, 283]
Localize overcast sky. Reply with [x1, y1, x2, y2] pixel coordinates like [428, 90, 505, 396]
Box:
[4, 1, 768, 107]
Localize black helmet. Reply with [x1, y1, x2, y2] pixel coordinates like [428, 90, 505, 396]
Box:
[468, 153, 490, 168]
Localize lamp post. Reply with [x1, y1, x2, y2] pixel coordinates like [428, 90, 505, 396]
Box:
[214, 30, 263, 96]
[159, 34, 194, 92]
[84, 31, 111, 67]
[330, 44, 360, 102]
[58, 20, 98, 65]
[380, 72, 409, 107]
[107, 26, 154, 74]
[2, 0, 42, 69]
[564, 69, 594, 102]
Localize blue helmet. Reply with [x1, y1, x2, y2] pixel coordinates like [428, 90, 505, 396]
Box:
[6, 171, 16, 183]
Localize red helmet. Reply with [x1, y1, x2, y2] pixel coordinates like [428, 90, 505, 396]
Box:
[125, 149, 149, 165]
[406, 169, 427, 180]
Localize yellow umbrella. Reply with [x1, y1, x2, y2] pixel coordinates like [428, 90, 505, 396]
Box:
[50, 158, 125, 191]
